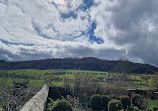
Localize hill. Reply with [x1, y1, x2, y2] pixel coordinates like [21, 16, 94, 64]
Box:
[0, 57, 157, 74]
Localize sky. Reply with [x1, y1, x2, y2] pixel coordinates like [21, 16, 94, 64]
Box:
[0, 0, 158, 67]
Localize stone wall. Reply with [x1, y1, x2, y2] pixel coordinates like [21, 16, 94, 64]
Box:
[20, 84, 49, 111]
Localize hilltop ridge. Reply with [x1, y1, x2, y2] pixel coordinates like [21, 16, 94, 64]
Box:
[0, 57, 157, 74]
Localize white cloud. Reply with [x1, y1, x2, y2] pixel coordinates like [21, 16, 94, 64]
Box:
[0, 0, 90, 43]
[53, 0, 83, 13]
[0, 0, 158, 67]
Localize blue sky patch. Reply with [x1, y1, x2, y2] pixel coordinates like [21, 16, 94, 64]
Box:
[80, 0, 94, 11]
[60, 11, 77, 19]
[0, 39, 33, 46]
[88, 22, 104, 44]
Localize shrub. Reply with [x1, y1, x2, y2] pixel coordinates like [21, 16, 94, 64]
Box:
[102, 95, 110, 111]
[52, 100, 73, 111]
[120, 95, 131, 110]
[109, 94, 119, 100]
[149, 109, 154, 111]
[131, 94, 143, 107]
[90, 94, 103, 111]
[131, 94, 148, 110]
[65, 95, 79, 109]
[137, 99, 148, 110]
[108, 99, 123, 111]
[153, 107, 158, 111]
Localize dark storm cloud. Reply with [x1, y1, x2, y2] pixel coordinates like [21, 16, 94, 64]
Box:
[107, 0, 158, 66]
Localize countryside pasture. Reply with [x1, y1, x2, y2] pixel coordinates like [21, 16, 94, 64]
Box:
[2, 69, 153, 89]
[0, 69, 158, 110]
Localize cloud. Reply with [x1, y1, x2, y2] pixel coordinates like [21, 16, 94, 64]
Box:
[0, 0, 158, 67]
[89, 0, 158, 66]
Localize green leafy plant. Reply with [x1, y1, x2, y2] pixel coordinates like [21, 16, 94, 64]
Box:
[108, 99, 123, 111]
[52, 100, 73, 111]
[90, 94, 103, 111]
[64, 95, 80, 110]
[102, 95, 110, 111]
[131, 94, 143, 107]
[120, 95, 131, 110]
[131, 94, 148, 110]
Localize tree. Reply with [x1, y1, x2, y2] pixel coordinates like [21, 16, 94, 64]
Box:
[137, 99, 148, 110]
[120, 95, 131, 110]
[73, 72, 100, 99]
[63, 76, 71, 93]
[131, 94, 143, 107]
[108, 99, 123, 111]
[151, 73, 158, 90]
[131, 94, 148, 110]
[90, 94, 103, 111]
[102, 95, 110, 111]
[108, 73, 129, 95]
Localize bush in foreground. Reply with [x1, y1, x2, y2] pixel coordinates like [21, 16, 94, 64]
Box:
[131, 94, 148, 110]
[108, 99, 123, 111]
[131, 94, 143, 107]
[137, 99, 148, 110]
[153, 107, 158, 111]
[52, 100, 73, 111]
[102, 95, 110, 111]
[120, 95, 131, 110]
[90, 94, 103, 111]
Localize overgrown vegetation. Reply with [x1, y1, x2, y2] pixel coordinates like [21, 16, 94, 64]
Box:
[51, 100, 73, 111]
[0, 69, 158, 110]
[108, 99, 123, 111]
[90, 94, 103, 111]
[0, 79, 33, 110]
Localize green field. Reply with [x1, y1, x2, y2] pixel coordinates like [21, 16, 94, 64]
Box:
[0, 69, 154, 89]
[0, 69, 154, 88]
[7, 69, 108, 78]
[0, 69, 158, 110]
[149, 100, 158, 109]
[1, 69, 108, 88]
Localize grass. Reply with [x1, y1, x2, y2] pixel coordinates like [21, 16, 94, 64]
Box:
[1, 69, 158, 110]
[149, 100, 158, 109]
[2, 69, 155, 89]
[127, 74, 154, 89]
[7, 69, 108, 78]
[2, 69, 108, 88]
[29, 79, 46, 88]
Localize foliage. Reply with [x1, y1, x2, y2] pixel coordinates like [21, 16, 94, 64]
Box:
[153, 107, 158, 111]
[131, 94, 148, 110]
[0, 79, 31, 111]
[137, 98, 148, 110]
[64, 95, 80, 110]
[63, 76, 71, 93]
[149, 100, 158, 109]
[151, 73, 158, 90]
[90, 94, 103, 111]
[73, 72, 102, 99]
[131, 94, 143, 107]
[108, 99, 123, 111]
[102, 95, 110, 111]
[52, 100, 73, 111]
[107, 73, 128, 96]
[120, 95, 131, 110]
[108, 94, 119, 100]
